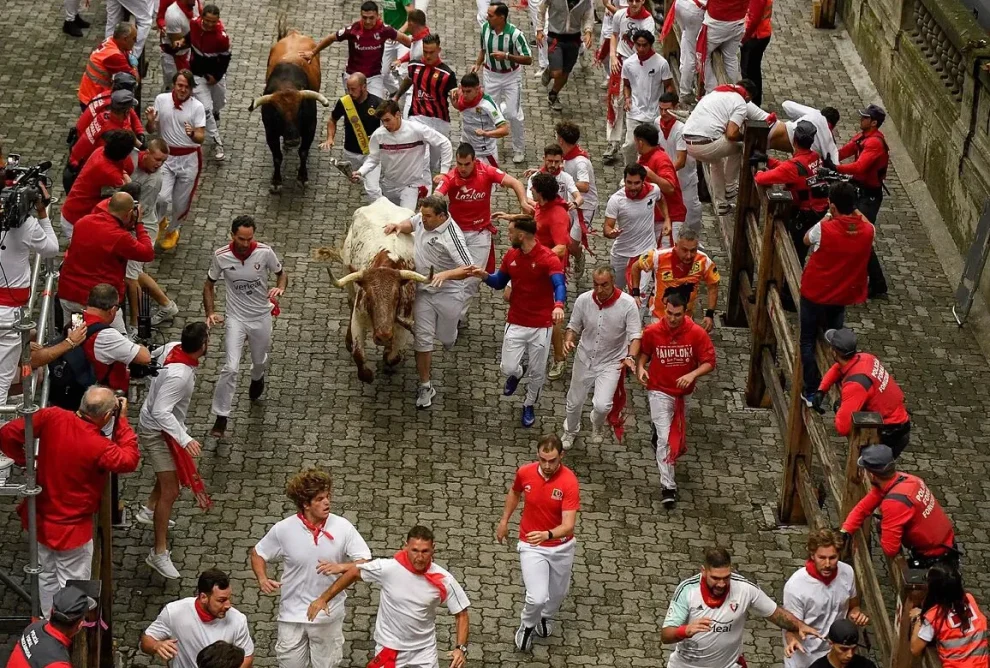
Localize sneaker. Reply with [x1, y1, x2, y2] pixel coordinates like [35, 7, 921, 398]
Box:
[514, 623, 535, 651]
[561, 431, 575, 450]
[602, 142, 619, 164]
[416, 383, 436, 409]
[155, 218, 169, 246]
[150, 300, 179, 325]
[214, 143, 226, 161]
[62, 20, 83, 37]
[548, 359, 565, 380]
[72, 13, 91, 27]
[589, 422, 604, 444]
[146, 549, 180, 579]
[512, 151, 526, 165]
[210, 416, 227, 438]
[503, 369, 523, 396]
[134, 505, 175, 528]
[573, 251, 586, 277]
[548, 94, 563, 112]
[160, 228, 180, 250]
[521, 405, 536, 428]
[599, 78, 609, 90]
[716, 203, 732, 216]
[536, 618, 554, 638]
[540, 69, 552, 87]
[661, 488, 677, 507]
[126, 326, 140, 342]
[249, 377, 265, 400]
[802, 390, 816, 408]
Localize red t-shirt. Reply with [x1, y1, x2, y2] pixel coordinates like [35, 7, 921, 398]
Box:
[436, 161, 506, 232]
[499, 243, 564, 328]
[640, 318, 716, 395]
[337, 21, 398, 77]
[60, 151, 135, 224]
[512, 461, 580, 548]
[638, 147, 687, 223]
[535, 198, 572, 264]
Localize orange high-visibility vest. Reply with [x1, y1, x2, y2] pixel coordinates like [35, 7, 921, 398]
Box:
[78, 38, 127, 105]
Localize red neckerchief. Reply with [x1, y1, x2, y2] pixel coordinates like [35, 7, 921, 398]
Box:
[453, 88, 485, 112]
[637, 48, 656, 64]
[625, 183, 652, 200]
[627, 5, 651, 19]
[659, 113, 677, 139]
[164, 345, 200, 368]
[410, 26, 430, 41]
[194, 598, 216, 622]
[593, 287, 623, 309]
[713, 84, 749, 99]
[297, 513, 334, 544]
[393, 550, 447, 602]
[700, 574, 729, 608]
[230, 240, 258, 263]
[177, 0, 195, 19]
[562, 144, 590, 161]
[805, 559, 838, 585]
[171, 89, 187, 109]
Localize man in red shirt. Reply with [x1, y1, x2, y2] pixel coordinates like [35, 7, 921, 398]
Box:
[496, 434, 580, 651]
[798, 182, 874, 404]
[471, 217, 566, 427]
[59, 192, 156, 334]
[6, 586, 89, 666]
[59, 129, 136, 241]
[637, 292, 715, 506]
[68, 91, 145, 173]
[633, 124, 686, 248]
[0, 387, 139, 615]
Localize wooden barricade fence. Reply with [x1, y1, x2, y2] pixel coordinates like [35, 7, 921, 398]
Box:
[729, 122, 939, 668]
[69, 479, 115, 668]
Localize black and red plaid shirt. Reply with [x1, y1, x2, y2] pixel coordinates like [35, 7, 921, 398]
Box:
[408, 59, 457, 122]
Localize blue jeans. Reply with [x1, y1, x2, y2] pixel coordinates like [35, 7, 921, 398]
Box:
[800, 297, 845, 392]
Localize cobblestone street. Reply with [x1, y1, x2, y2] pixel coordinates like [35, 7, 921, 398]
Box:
[1, 0, 990, 665]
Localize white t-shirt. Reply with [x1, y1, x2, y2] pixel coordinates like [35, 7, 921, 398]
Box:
[611, 8, 656, 58]
[567, 290, 642, 369]
[92, 327, 141, 366]
[683, 90, 748, 140]
[163, 2, 198, 56]
[357, 557, 470, 651]
[144, 597, 254, 668]
[563, 153, 598, 216]
[782, 562, 857, 668]
[208, 243, 283, 321]
[154, 92, 207, 149]
[254, 513, 372, 625]
[657, 117, 699, 187]
[621, 53, 672, 123]
[410, 213, 473, 294]
[605, 183, 660, 258]
[459, 94, 507, 157]
[527, 169, 579, 205]
[663, 573, 778, 668]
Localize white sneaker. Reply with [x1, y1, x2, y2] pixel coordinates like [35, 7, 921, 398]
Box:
[548, 359, 565, 380]
[512, 151, 525, 164]
[214, 143, 226, 161]
[589, 423, 604, 444]
[561, 431, 575, 450]
[146, 549, 180, 579]
[150, 300, 179, 325]
[125, 327, 139, 342]
[514, 623, 535, 651]
[134, 505, 175, 528]
[416, 383, 436, 409]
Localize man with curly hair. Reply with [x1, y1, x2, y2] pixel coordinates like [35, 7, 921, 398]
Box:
[250, 469, 372, 668]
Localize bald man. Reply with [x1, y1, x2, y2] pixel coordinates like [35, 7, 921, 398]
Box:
[322, 72, 383, 201]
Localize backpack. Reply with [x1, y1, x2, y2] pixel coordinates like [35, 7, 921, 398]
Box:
[47, 322, 111, 410]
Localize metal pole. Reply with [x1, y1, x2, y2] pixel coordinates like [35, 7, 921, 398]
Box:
[24, 256, 42, 319]
[16, 307, 41, 619]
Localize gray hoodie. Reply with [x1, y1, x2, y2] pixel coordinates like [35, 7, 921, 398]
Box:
[536, 0, 595, 36]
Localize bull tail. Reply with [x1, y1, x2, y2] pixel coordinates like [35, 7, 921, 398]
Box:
[277, 12, 289, 41]
[311, 246, 343, 263]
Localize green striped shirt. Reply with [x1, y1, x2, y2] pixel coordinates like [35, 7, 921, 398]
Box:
[480, 21, 531, 72]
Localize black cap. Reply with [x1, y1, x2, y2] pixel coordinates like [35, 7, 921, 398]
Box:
[824, 328, 857, 356]
[857, 444, 895, 472]
[111, 72, 138, 92]
[50, 586, 90, 624]
[793, 120, 818, 147]
[858, 104, 886, 127]
[828, 619, 860, 646]
[110, 89, 135, 111]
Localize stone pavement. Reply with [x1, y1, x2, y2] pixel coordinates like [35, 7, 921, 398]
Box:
[1, 0, 989, 665]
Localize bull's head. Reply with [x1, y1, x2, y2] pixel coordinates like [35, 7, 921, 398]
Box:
[249, 90, 330, 142]
[332, 266, 432, 345]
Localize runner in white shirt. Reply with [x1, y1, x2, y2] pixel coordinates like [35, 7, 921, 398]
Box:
[620, 31, 673, 165]
[307, 525, 471, 668]
[141, 568, 254, 668]
[161, 0, 199, 84]
[657, 94, 702, 234]
[251, 468, 373, 668]
[353, 100, 453, 210]
[782, 529, 868, 668]
[662, 547, 821, 668]
[604, 0, 655, 163]
[526, 145, 584, 239]
[771, 100, 840, 164]
[384, 196, 475, 410]
[147, 70, 206, 250]
[560, 266, 641, 449]
[451, 72, 509, 166]
[603, 164, 667, 290]
[555, 122, 598, 275]
[204, 215, 287, 439]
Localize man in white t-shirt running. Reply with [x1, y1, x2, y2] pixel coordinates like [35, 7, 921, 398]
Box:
[662, 547, 821, 668]
[603, 164, 668, 292]
[251, 468, 372, 668]
[307, 525, 471, 668]
[205, 215, 287, 439]
[141, 568, 255, 668]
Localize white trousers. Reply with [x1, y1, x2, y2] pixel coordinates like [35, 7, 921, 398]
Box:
[476, 0, 489, 24]
[620, 115, 655, 164]
[381, 40, 407, 95]
[373, 644, 438, 668]
[161, 52, 178, 89]
[703, 19, 744, 94]
[60, 299, 126, 334]
[610, 252, 653, 294]
[606, 85, 626, 145]
[0, 306, 21, 406]
[211, 314, 272, 417]
[276, 618, 345, 668]
[413, 116, 450, 174]
[518, 540, 576, 628]
[648, 390, 679, 489]
[500, 324, 552, 407]
[686, 137, 741, 204]
[344, 150, 382, 202]
[530, 4, 549, 69]
[39, 540, 93, 617]
[675, 0, 705, 99]
[105, 0, 155, 58]
[460, 229, 492, 312]
[681, 177, 702, 232]
[63, 0, 81, 21]
[482, 68, 525, 154]
[563, 358, 622, 435]
[412, 289, 465, 353]
[193, 76, 228, 145]
[382, 184, 423, 210]
[157, 151, 202, 228]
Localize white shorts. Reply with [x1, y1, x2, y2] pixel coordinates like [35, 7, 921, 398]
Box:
[413, 289, 465, 353]
[276, 618, 345, 668]
[125, 260, 143, 281]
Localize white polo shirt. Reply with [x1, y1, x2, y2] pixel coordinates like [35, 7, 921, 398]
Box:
[144, 597, 254, 668]
[208, 243, 283, 321]
[357, 557, 470, 652]
[663, 573, 778, 668]
[621, 52, 672, 123]
[92, 328, 142, 366]
[563, 153, 598, 217]
[657, 118, 699, 188]
[567, 290, 642, 370]
[409, 213, 473, 294]
[253, 513, 372, 625]
[782, 562, 857, 668]
[611, 8, 656, 58]
[682, 90, 747, 140]
[605, 183, 660, 258]
[459, 94, 507, 158]
[153, 92, 207, 149]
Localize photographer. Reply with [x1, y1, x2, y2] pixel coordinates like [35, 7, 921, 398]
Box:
[58, 191, 155, 334]
[0, 176, 59, 406]
[76, 283, 152, 394]
[0, 385, 139, 614]
[59, 129, 136, 241]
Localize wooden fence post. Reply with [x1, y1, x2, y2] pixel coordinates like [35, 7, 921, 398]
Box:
[812, 0, 837, 29]
[891, 563, 929, 668]
[726, 122, 770, 327]
[841, 412, 884, 517]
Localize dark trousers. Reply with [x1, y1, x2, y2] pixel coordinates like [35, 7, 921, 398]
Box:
[856, 187, 888, 296]
[740, 36, 771, 107]
[800, 297, 845, 392]
[880, 420, 911, 458]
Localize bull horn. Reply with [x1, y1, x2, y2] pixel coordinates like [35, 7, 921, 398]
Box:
[398, 269, 430, 283]
[299, 90, 331, 107]
[248, 94, 274, 112]
[333, 269, 365, 287]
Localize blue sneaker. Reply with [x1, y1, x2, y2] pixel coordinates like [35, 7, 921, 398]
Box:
[802, 391, 816, 408]
[521, 405, 536, 427]
[504, 375, 521, 396]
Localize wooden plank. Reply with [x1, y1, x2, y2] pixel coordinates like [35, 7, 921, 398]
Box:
[727, 123, 771, 327]
[773, 219, 803, 309]
[778, 334, 812, 524]
[760, 350, 789, 443]
[796, 461, 827, 530]
[744, 177, 781, 407]
[851, 530, 894, 662]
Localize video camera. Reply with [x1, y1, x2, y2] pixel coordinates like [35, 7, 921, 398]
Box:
[1, 155, 53, 231]
[128, 288, 162, 379]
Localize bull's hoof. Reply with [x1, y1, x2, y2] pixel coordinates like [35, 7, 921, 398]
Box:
[358, 367, 375, 383]
[384, 353, 403, 369]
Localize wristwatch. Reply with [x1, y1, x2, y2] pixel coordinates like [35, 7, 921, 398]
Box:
[456, 644, 469, 655]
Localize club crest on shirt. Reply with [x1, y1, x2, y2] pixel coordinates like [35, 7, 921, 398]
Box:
[523, 484, 532, 492]
[551, 488, 563, 500]
[730, 602, 738, 612]
[254, 262, 262, 271]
